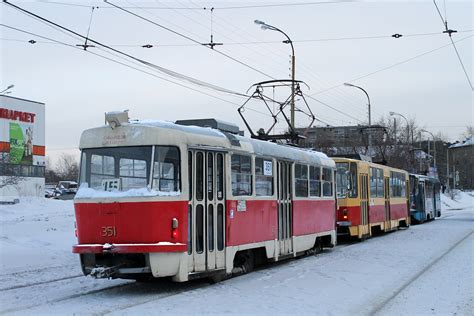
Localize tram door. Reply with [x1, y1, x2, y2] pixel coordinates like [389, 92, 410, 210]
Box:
[360, 174, 369, 233]
[188, 151, 226, 273]
[384, 177, 391, 230]
[277, 161, 293, 256]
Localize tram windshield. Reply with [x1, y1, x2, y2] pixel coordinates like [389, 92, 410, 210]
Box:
[79, 146, 180, 192]
[336, 162, 358, 198]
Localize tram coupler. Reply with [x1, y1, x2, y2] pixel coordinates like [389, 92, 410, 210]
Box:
[90, 265, 123, 279]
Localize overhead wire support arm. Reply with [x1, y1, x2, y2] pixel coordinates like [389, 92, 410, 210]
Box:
[201, 7, 222, 49]
[76, 6, 97, 50]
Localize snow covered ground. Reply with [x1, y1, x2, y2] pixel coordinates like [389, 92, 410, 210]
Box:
[0, 192, 472, 315]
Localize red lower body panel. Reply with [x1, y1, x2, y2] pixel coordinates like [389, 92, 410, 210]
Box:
[74, 201, 188, 246]
[292, 200, 336, 236]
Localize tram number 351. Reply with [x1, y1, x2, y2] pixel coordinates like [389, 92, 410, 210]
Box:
[101, 226, 117, 237]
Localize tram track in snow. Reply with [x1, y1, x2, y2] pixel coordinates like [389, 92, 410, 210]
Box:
[0, 280, 135, 315]
[0, 274, 83, 292]
[370, 229, 474, 315]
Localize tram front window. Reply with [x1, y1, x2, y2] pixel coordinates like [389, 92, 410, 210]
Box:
[336, 162, 358, 198]
[79, 146, 180, 192]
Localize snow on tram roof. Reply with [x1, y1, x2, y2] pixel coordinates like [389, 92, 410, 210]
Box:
[80, 118, 334, 167]
[130, 119, 227, 138]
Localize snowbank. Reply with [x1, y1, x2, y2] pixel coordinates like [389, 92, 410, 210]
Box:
[441, 191, 473, 210]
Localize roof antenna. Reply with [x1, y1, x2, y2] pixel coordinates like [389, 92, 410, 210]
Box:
[202, 7, 222, 49]
[76, 6, 98, 50]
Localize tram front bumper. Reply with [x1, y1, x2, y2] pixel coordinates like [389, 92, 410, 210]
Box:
[336, 221, 352, 227]
[72, 242, 187, 254]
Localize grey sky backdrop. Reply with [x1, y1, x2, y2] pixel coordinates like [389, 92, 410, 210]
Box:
[1, 0, 473, 160]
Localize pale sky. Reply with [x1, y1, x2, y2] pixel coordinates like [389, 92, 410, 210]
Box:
[1, 0, 473, 161]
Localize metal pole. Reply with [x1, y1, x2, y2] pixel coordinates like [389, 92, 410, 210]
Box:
[427, 138, 431, 167]
[345, 83, 371, 147]
[446, 147, 449, 191]
[254, 21, 296, 130]
[290, 46, 296, 129]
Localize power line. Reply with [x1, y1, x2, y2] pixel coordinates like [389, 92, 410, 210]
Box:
[37, 0, 355, 10]
[78, 30, 473, 48]
[2, 0, 253, 99]
[105, 0, 366, 125]
[311, 34, 474, 96]
[432, 0, 473, 90]
[448, 36, 473, 90]
[1, 23, 277, 119]
[104, 0, 276, 80]
[5, 1, 365, 125]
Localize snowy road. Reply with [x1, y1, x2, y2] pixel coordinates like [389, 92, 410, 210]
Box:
[0, 194, 472, 315]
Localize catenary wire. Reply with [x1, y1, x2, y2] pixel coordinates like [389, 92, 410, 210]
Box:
[36, 0, 355, 10]
[0, 23, 272, 117]
[2, 0, 255, 99]
[311, 34, 474, 96]
[181, 0, 368, 122]
[103, 0, 348, 124]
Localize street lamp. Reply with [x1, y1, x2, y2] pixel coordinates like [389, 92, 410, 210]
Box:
[254, 19, 296, 129]
[421, 129, 437, 174]
[344, 82, 371, 147]
[0, 84, 14, 95]
[344, 83, 371, 126]
[389, 111, 413, 144]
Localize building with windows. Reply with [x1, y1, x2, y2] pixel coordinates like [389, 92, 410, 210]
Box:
[296, 125, 386, 152]
[448, 136, 474, 190]
[0, 95, 45, 201]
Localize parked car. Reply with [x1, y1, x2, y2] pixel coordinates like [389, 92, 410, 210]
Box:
[53, 181, 78, 200]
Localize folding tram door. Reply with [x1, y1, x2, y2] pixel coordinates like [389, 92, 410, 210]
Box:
[360, 173, 369, 237]
[277, 161, 293, 256]
[384, 177, 391, 231]
[188, 150, 226, 273]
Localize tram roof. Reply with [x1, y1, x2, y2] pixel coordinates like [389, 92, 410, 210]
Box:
[333, 157, 409, 174]
[79, 119, 335, 168]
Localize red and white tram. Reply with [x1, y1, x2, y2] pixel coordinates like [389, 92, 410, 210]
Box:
[72, 112, 336, 282]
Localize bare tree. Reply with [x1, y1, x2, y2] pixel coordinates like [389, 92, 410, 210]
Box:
[55, 153, 79, 181]
[460, 126, 474, 140]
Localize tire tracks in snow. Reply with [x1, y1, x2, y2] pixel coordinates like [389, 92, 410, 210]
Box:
[370, 230, 474, 315]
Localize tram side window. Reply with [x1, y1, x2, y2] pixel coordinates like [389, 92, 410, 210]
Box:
[255, 157, 274, 196]
[370, 168, 385, 198]
[153, 147, 180, 192]
[390, 172, 406, 197]
[378, 169, 384, 197]
[310, 166, 321, 197]
[370, 168, 377, 197]
[90, 155, 115, 189]
[322, 168, 333, 197]
[295, 164, 308, 197]
[231, 154, 252, 196]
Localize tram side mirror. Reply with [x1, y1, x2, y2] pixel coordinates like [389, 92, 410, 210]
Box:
[105, 110, 129, 129]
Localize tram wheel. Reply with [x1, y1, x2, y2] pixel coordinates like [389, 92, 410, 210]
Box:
[314, 238, 323, 254]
